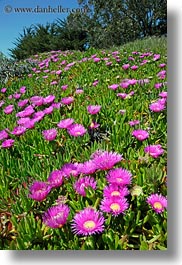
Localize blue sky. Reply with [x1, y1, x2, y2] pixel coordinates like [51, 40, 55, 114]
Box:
[0, 0, 82, 57]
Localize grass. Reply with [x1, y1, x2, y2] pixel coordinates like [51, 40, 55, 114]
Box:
[0, 36, 167, 250]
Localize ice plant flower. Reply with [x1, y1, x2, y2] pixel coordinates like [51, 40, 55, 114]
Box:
[87, 105, 101, 115]
[42, 204, 70, 228]
[32, 111, 45, 122]
[42, 128, 57, 141]
[78, 160, 97, 175]
[146, 193, 167, 214]
[43, 106, 54, 115]
[57, 118, 74, 129]
[103, 184, 129, 198]
[67, 123, 87, 137]
[144, 144, 164, 158]
[74, 176, 97, 196]
[4, 105, 14, 114]
[131, 65, 138, 70]
[11, 126, 26, 136]
[108, 84, 119, 90]
[47, 170, 64, 188]
[149, 101, 166, 112]
[122, 64, 130, 70]
[132, 129, 149, 141]
[159, 91, 167, 98]
[100, 197, 129, 216]
[0, 129, 9, 141]
[91, 150, 122, 171]
[128, 120, 140, 126]
[43, 95, 55, 104]
[71, 207, 105, 236]
[106, 168, 132, 186]
[30, 96, 44, 106]
[1, 139, 15, 148]
[18, 99, 29, 108]
[29, 181, 51, 201]
[16, 105, 35, 118]
[120, 81, 130, 89]
[61, 96, 74, 105]
[61, 163, 80, 178]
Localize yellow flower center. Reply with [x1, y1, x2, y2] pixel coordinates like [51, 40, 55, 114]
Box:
[83, 220, 96, 230]
[111, 191, 120, 196]
[110, 203, 120, 211]
[153, 201, 163, 210]
[76, 131, 81, 135]
[116, 177, 123, 183]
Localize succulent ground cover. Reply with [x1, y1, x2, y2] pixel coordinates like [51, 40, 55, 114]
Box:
[0, 37, 167, 250]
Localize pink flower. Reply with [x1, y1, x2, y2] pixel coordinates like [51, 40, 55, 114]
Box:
[57, 118, 74, 129]
[159, 91, 167, 98]
[117, 93, 127, 99]
[30, 96, 44, 106]
[87, 105, 101, 114]
[106, 168, 132, 186]
[128, 120, 140, 126]
[75, 89, 84, 94]
[42, 128, 57, 141]
[47, 170, 64, 188]
[43, 95, 55, 105]
[154, 83, 163, 89]
[61, 163, 80, 178]
[61, 85, 68, 91]
[11, 126, 26, 136]
[16, 105, 35, 118]
[122, 64, 130, 70]
[91, 150, 122, 171]
[92, 80, 99, 86]
[132, 129, 149, 141]
[1, 87, 7, 93]
[120, 81, 129, 89]
[74, 176, 97, 196]
[89, 121, 100, 129]
[43, 204, 70, 228]
[29, 181, 51, 201]
[61, 97, 74, 105]
[108, 84, 119, 90]
[32, 111, 45, 122]
[100, 197, 129, 216]
[144, 144, 164, 158]
[131, 65, 138, 70]
[1, 139, 15, 148]
[71, 207, 105, 236]
[19, 86, 26, 94]
[78, 160, 97, 175]
[18, 99, 29, 108]
[4, 105, 14, 114]
[103, 184, 129, 198]
[43, 106, 54, 115]
[149, 102, 165, 112]
[153, 54, 160, 61]
[67, 124, 87, 137]
[0, 129, 9, 140]
[146, 193, 167, 214]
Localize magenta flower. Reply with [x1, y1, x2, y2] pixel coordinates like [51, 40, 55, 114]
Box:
[1, 87, 7, 93]
[74, 176, 97, 196]
[75, 89, 84, 94]
[23, 119, 35, 129]
[43, 204, 70, 228]
[16, 105, 35, 118]
[43, 106, 54, 115]
[153, 54, 160, 61]
[57, 118, 74, 129]
[61, 96, 74, 105]
[100, 197, 129, 216]
[149, 102, 165, 112]
[61, 163, 80, 178]
[32, 111, 45, 122]
[154, 83, 163, 89]
[30, 96, 44, 106]
[122, 64, 130, 70]
[0, 100, 5, 108]
[132, 129, 149, 141]
[117, 93, 127, 99]
[43, 95, 55, 105]
[128, 79, 137, 85]
[29, 181, 51, 201]
[71, 207, 105, 236]
[131, 65, 138, 70]
[106, 168, 132, 186]
[1, 139, 14, 148]
[67, 124, 87, 137]
[89, 121, 100, 129]
[128, 120, 140, 126]
[11, 126, 26, 136]
[51, 102, 62, 109]
[19, 86, 26, 94]
[120, 81, 130, 89]
[18, 99, 29, 108]
[13, 93, 21, 99]
[91, 150, 122, 171]
[92, 80, 99, 86]
[61, 85, 68, 91]
[78, 160, 97, 175]
[87, 105, 101, 115]
[4, 105, 14, 114]
[42, 128, 57, 141]
[159, 63, 166, 68]
[159, 91, 167, 98]
[146, 193, 167, 214]
[47, 170, 64, 188]
[103, 184, 129, 198]
[0, 130, 9, 141]
[108, 84, 119, 90]
[144, 144, 164, 158]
